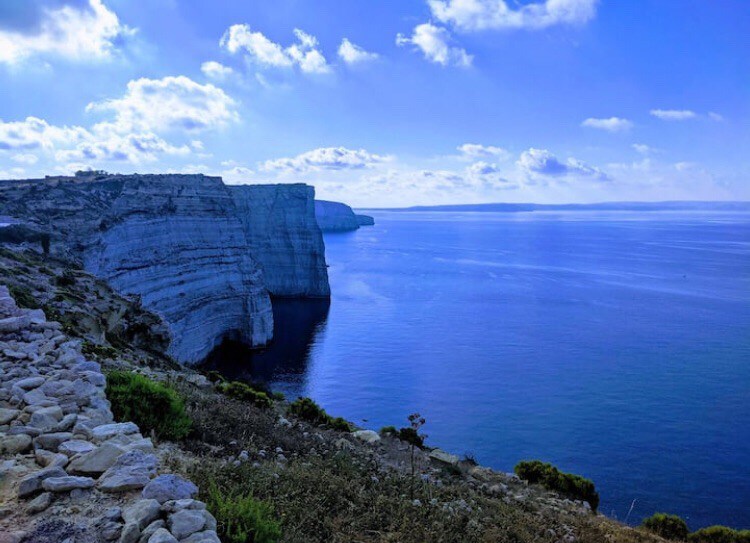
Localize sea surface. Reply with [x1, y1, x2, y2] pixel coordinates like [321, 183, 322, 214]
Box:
[206, 210, 750, 529]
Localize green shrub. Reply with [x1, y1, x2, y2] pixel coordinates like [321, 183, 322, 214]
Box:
[8, 285, 41, 309]
[689, 526, 750, 543]
[217, 381, 273, 409]
[206, 484, 281, 543]
[514, 460, 599, 512]
[380, 425, 397, 436]
[397, 427, 425, 448]
[205, 370, 226, 384]
[642, 513, 689, 540]
[289, 397, 352, 431]
[54, 270, 76, 287]
[82, 341, 118, 359]
[106, 371, 191, 441]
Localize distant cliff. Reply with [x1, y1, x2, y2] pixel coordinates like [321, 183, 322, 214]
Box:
[0, 172, 330, 365]
[315, 200, 375, 232]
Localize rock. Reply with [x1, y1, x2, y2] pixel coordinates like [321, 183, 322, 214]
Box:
[168, 509, 206, 540]
[99, 450, 157, 492]
[0, 434, 32, 454]
[428, 449, 460, 466]
[123, 499, 162, 530]
[147, 529, 178, 543]
[0, 315, 31, 333]
[142, 474, 198, 504]
[161, 499, 206, 513]
[29, 405, 63, 430]
[92, 422, 139, 442]
[58, 439, 97, 457]
[68, 441, 126, 474]
[179, 531, 221, 543]
[100, 521, 122, 541]
[0, 408, 20, 424]
[13, 376, 45, 390]
[18, 466, 67, 498]
[34, 449, 69, 468]
[42, 475, 96, 492]
[352, 430, 381, 444]
[119, 522, 141, 543]
[138, 520, 166, 543]
[33, 431, 74, 451]
[26, 492, 52, 514]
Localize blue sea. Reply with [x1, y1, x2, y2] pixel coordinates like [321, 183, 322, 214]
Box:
[207, 210, 750, 530]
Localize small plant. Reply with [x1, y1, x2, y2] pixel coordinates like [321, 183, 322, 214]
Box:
[406, 413, 427, 500]
[82, 341, 118, 359]
[514, 460, 600, 512]
[642, 513, 689, 540]
[397, 426, 425, 448]
[205, 484, 281, 543]
[8, 285, 41, 310]
[106, 371, 191, 441]
[289, 397, 352, 431]
[54, 270, 77, 287]
[689, 526, 750, 543]
[217, 381, 273, 409]
[379, 425, 398, 436]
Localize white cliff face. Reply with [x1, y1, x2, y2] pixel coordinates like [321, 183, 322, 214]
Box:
[230, 184, 330, 297]
[84, 175, 274, 365]
[0, 173, 331, 365]
[315, 200, 375, 232]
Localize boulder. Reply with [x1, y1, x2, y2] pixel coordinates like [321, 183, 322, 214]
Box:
[18, 466, 67, 498]
[123, 499, 162, 531]
[142, 474, 198, 504]
[99, 450, 157, 492]
[352, 430, 381, 444]
[0, 434, 32, 454]
[147, 529, 178, 543]
[168, 509, 206, 540]
[428, 449, 460, 466]
[42, 475, 96, 492]
[92, 422, 140, 443]
[68, 442, 126, 474]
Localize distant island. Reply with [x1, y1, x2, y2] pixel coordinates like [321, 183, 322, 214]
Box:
[371, 201, 750, 212]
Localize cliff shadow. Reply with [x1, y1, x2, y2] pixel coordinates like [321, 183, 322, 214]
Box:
[200, 298, 330, 388]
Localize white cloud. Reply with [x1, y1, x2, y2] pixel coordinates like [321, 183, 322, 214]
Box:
[10, 153, 39, 165]
[201, 61, 234, 80]
[428, 0, 598, 32]
[338, 39, 379, 64]
[632, 143, 655, 155]
[87, 76, 238, 133]
[0, 117, 89, 151]
[0, 0, 132, 65]
[650, 109, 697, 121]
[220, 25, 330, 74]
[54, 131, 190, 163]
[708, 112, 724, 122]
[581, 116, 633, 132]
[517, 148, 608, 180]
[458, 143, 510, 160]
[397, 23, 472, 67]
[260, 147, 391, 173]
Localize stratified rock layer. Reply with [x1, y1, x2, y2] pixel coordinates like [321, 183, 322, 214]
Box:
[0, 173, 329, 364]
[231, 184, 329, 297]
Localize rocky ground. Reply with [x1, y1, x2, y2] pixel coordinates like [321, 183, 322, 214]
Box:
[0, 247, 666, 543]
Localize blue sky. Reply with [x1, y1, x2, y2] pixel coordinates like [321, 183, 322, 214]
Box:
[0, 0, 748, 206]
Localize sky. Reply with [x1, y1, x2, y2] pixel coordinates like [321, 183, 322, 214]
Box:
[0, 0, 748, 207]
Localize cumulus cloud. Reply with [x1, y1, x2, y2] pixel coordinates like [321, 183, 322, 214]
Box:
[201, 61, 234, 80]
[260, 147, 391, 173]
[0, 117, 89, 151]
[632, 143, 655, 155]
[650, 109, 697, 121]
[581, 116, 633, 132]
[54, 131, 190, 163]
[517, 148, 608, 180]
[0, 0, 132, 65]
[428, 0, 598, 32]
[221, 25, 330, 74]
[458, 143, 509, 160]
[11, 153, 39, 165]
[397, 23, 472, 67]
[338, 38, 379, 64]
[86, 76, 238, 133]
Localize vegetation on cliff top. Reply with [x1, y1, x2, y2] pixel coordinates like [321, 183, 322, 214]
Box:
[514, 460, 600, 512]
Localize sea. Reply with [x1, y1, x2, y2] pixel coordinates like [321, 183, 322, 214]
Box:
[205, 210, 750, 530]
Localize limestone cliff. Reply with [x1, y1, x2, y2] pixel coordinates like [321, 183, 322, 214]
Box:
[230, 184, 329, 297]
[0, 172, 330, 365]
[315, 200, 375, 232]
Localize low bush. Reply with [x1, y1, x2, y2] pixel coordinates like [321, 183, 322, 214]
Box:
[289, 397, 352, 432]
[8, 284, 41, 310]
[54, 270, 77, 287]
[397, 427, 425, 448]
[82, 341, 118, 360]
[380, 425, 398, 436]
[689, 526, 750, 543]
[217, 381, 273, 409]
[206, 484, 281, 543]
[514, 460, 600, 512]
[106, 371, 191, 441]
[642, 513, 689, 540]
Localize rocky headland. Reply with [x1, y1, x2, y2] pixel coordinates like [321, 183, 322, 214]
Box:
[314, 200, 374, 232]
[0, 172, 329, 365]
